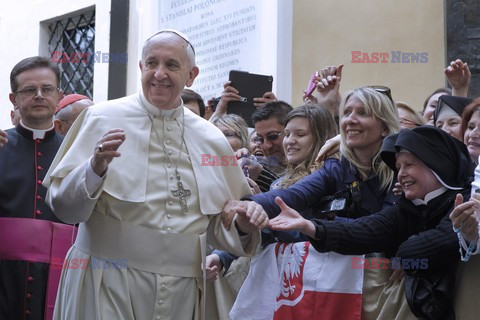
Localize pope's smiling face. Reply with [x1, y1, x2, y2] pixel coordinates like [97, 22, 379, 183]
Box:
[139, 32, 199, 110]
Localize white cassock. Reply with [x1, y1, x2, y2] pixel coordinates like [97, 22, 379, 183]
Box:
[44, 91, 260, 320]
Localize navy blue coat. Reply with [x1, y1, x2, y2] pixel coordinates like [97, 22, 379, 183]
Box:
[216, 157, 398, 270]
[248, 157, 397, 243]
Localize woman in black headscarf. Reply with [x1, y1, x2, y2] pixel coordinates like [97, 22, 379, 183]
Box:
[434, 95, 472, 141]
[269, 126, 474, 320]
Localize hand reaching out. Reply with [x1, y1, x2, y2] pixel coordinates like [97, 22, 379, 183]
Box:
[268, 197, 316, 238]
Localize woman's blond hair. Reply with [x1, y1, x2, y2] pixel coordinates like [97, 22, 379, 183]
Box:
[339, 87, 400, 191]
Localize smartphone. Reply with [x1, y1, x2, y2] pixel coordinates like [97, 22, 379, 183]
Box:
[305, 71, 319, 97]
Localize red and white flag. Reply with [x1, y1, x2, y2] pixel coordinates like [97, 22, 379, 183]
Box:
[230, 242, 364, 320]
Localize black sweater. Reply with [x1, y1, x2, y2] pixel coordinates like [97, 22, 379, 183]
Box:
[309, 188, 466, 273]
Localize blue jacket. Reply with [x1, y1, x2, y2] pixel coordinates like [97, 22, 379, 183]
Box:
[249, 157, 397, 220]
[216, 157, 398, 270]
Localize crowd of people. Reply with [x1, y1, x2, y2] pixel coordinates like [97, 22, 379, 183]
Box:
[0, 28, 479, 320]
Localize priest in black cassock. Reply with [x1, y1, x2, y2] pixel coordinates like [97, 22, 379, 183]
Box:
[0, 56, 76, 320]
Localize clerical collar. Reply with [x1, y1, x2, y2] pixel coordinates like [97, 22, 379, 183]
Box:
[139, 90, 183, 119]
[411, 186, 447, 206]
[19, 120, 55, 140]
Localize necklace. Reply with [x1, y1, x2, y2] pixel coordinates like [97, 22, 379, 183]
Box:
[145, 106, 191, 213]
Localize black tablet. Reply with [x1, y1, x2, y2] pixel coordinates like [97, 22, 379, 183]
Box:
[228, 70, 273, 127]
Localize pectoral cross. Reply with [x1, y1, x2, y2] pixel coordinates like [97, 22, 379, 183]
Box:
[172, 180, 191, 213]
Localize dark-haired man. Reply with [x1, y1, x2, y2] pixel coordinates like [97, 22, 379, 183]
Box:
[251, 101, 293, 175]
[0, 56, 75, 320]
[181, 88, 205, 118]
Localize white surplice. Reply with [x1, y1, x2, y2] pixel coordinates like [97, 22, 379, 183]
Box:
[44, 91, 260, 320]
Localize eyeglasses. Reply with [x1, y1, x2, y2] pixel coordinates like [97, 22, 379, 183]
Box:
[253, 132, 283, 144]
[15, 86, 59, 98]
[369, 85, 393, 102]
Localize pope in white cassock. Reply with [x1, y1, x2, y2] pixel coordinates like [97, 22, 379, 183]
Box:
[43, 30, 268, 320]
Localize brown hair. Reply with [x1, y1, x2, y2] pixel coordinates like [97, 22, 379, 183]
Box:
[278, 104, 338, 188]
[10, 56, 60, 92]
[461, 98, 480, 137]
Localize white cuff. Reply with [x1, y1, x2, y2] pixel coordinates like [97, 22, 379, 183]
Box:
[86, 158, 106, 197]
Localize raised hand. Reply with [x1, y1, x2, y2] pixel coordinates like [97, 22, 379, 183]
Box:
[253, 92, 278, 108]
[445, 59, 470, 97]
[210, 81, 242, 119]
[268, 197, 316, 238]
[449, 193, 479, 243]
[91, 128, 126, 176]
[315, 64, 343, 117]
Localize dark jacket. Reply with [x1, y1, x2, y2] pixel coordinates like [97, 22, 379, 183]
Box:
[309, 188, 467, 320]
[249, 157, 397, 244]
[0, 125, 64, 320]
[216, 157, 397, 270]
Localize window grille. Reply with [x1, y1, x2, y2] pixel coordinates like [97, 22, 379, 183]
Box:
[48, 11, 95, 98]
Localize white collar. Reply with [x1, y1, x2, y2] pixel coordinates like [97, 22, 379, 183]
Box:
[139, 89, 183, 119]
[20, 120, 54, 140]
[411, 186, 448, 206]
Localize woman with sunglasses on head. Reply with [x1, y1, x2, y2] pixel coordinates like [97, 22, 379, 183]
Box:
[396, 101, 425, 129]
[269, 126, 473, 320]
[228, 87, 406, 319]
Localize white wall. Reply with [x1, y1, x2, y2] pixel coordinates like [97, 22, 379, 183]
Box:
[0, 0, 111, 129]
[130, 0, 292, 103]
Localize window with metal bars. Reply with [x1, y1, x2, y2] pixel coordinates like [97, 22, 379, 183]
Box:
[48, 11, 95, 98]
